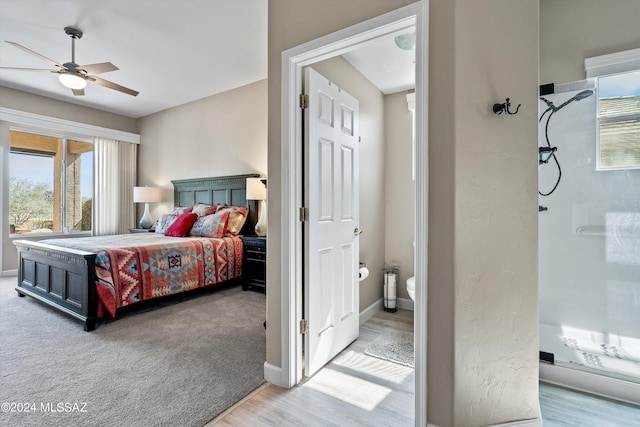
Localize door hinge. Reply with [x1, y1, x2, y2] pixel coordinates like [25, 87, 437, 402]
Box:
[300, 319, 309, 334]
[299, 207, 309, 222]
[300, 94, 309, 109]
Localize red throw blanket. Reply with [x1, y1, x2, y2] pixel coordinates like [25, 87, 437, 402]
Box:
[93, 237, 242, 317]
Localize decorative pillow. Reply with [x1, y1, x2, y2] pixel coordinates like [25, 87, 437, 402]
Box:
[155, 214, 179, 234]
[216, 205, 249, 235]
[192, 202, 218, 217]
[170, 205, 193, 215]
[165, 213, 198, 237]
[189, 211, 230, 238]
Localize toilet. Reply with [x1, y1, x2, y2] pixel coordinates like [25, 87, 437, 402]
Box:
[406, 276, 415, 301]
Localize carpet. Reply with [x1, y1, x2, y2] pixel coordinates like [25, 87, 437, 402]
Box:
[364, 329, 414, 367]
[0, 277, 265, 427]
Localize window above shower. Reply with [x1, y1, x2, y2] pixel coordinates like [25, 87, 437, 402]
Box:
[596, 70, 640, 170]
[585, 48, 640, 171]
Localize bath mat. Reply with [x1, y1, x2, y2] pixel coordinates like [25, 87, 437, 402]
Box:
[365, 329, 414, 367]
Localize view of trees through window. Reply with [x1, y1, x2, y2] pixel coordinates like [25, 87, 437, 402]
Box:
[9, 130, 93, 234]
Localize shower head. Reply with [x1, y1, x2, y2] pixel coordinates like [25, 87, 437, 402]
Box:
[573, 89, 594, 101]
[539, 89, 594, 121]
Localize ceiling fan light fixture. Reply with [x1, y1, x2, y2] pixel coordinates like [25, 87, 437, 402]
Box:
[59, 72, 86, 90]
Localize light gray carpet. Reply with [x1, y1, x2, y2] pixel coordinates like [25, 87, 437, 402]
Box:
[0, 276, 265, 427]
[364, 329, 414, 367]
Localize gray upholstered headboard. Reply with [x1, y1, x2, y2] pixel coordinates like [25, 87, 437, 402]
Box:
[171, 174, 260, 236]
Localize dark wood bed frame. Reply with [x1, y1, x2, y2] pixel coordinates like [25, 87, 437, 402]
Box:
[13, 174, 259, 331]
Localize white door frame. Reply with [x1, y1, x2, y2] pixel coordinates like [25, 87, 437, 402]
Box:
[278, 2, 428, 425]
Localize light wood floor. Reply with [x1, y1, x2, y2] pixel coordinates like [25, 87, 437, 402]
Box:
[210, 308, 415, 426]
[210, 305, 640, 427]
[539, 382, 640, 427]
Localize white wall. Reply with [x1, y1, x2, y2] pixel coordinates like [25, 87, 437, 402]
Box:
[136, 79, 267, 218]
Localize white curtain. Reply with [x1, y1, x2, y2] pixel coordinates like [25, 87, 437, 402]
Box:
[93, 137, 137, 235]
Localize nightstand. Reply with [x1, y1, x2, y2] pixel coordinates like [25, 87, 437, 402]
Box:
[240, 236, 266, 292]
[129, 228, 155, 233]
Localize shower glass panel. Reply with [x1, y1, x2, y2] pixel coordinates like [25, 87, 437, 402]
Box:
[538, 82, 640, 383]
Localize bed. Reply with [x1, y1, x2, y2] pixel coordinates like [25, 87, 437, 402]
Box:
[13, 174, 259, 331]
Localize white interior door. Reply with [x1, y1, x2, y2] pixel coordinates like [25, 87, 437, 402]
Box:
[303, 67, 360, 377]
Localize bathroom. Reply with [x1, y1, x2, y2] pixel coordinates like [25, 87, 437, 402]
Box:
[309, 27, 417, 323]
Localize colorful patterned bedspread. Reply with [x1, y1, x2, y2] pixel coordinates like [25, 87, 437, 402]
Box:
[41, 234, 243, 318]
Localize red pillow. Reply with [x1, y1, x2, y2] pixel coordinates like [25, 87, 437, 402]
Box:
[165, 213, 198, 237]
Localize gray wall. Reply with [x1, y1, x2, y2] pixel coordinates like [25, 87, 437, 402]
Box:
[384, 91, 415, 302]
[540, 0, 640, 84]
[136, 79, 267, 218]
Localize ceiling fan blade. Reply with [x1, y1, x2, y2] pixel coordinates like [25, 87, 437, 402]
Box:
[5, 41, 65, 70]
[72, 88, 85, 96]
[0, 66, 58, 72]
[77, 62, 118, 75]
[90, 76, 139, 97]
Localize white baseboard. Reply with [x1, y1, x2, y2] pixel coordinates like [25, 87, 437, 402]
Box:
[397, 297, 414, 311]
[428, 417, 541, 427]
[2, 270, 17, 277]
[489, 417, 542, 427]
[263, 361, 284, 387]
[539, 362, 640, 406]
[359, 298, 382, 325]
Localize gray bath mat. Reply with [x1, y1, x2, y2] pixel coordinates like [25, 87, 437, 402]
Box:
[365, 329, 414, 367]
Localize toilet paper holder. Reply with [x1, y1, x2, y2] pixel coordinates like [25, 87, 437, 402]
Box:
[383, 266, 399, 313]
[358, 262, 370, 282]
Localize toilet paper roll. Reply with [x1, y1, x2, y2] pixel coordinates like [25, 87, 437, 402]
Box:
[358, 267, 370, 281]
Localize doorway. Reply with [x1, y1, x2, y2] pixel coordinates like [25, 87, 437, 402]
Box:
[278, 2, 428, 425]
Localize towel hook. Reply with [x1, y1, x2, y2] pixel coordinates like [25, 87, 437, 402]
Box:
[493, 98, 521, 115]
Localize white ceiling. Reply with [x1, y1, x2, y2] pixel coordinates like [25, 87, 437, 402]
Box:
[0, 0, 414, 119]
[344, 27, 416, 95]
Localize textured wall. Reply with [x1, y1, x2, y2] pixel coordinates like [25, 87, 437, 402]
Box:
[451, 1, 539, 425]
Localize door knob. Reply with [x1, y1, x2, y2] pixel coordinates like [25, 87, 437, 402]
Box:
[354, 228, 363, 236]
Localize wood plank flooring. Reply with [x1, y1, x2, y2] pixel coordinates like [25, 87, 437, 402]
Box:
[539, 382, 640, 427]
[210, 309, 415, 426]
[211, 306, 640, 427]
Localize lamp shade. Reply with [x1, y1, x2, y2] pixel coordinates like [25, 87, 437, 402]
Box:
[133, 186, 161, 203]
[246, 178, 266, 200]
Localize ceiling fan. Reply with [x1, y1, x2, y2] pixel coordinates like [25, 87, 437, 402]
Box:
[0, 26, 139, 97]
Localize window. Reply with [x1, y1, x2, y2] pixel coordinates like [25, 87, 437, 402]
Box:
[9, 130, 93, 234]
[596, 70, 640, 170]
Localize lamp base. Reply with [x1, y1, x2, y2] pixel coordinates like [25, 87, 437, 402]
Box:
[139, 203, 155, 229]
[255, 199, 267, 237]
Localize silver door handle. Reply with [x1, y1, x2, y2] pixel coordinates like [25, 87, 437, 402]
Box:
[354, 228, 363, 236]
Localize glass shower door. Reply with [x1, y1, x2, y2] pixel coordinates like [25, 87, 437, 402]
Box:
[538, 82, 640, 383]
